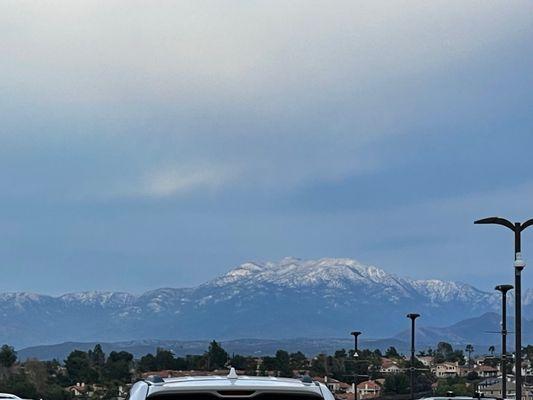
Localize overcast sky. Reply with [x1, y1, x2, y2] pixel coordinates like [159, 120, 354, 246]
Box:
[1, 0, 533, 294]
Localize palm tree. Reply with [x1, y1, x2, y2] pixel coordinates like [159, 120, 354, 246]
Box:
[488, 346, 495, 356]
[465, 344, 475, 366]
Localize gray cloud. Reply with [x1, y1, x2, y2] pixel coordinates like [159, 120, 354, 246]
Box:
[0, 1, 532, 292]
[2, 1, 532, 200]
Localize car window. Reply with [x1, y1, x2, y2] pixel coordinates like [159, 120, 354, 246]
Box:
[149, 392, 323, 400]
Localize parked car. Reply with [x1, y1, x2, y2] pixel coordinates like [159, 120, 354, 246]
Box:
[129, 368, 335, 400]
[0, 394, 34, 400]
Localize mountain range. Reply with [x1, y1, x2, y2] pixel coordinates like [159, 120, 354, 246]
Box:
[1, 257, 531, 349]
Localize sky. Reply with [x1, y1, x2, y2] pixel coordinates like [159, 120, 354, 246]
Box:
[1, 0, 533, 295]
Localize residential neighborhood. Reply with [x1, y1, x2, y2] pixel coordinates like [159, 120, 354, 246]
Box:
[4, 341, 533, 400]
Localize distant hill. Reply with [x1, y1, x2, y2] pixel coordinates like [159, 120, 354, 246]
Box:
[2, 257, 530, 348]
[17, 337, 409, 361]
[20, 309, 533, 360]
[395, 312, 533, 349]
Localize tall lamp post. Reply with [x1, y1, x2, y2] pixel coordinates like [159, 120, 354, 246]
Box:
[495, 284, 513, 399]
[350, 331, 362, 400]
[351, 331, 361, 356]
[475, 217, 533, 400]
[407, 313, 420, 400]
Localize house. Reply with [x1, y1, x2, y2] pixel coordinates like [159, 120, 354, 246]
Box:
[118, 385, 131, 398]
[478, 378, 515, 399]
[513, 361, 531, 377]
[357, 380, 382, 399]
[66, 383, 89, 397]
[522, 360, 533, 376]
[476, 379, 533, 400]
[380, 358, 402, 374]
[458, 365, 474, 377]
[417, 356, 434, 367]
[474, 365, 498, 379]
[473, 357, 487, 366]
[313, 377, 351, 393]
[432, 362, 459, 378]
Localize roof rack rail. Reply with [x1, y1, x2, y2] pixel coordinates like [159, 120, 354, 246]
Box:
[145, 375, 165, 384]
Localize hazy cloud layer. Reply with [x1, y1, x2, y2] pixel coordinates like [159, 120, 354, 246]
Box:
[0, 1, 532, 293]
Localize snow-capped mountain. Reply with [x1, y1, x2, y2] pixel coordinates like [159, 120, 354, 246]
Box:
[0, 257, 527, 348]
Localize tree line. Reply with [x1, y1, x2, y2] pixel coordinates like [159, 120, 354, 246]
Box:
[1, 340, 514, 400]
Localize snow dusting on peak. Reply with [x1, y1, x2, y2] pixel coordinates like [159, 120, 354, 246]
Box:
[59, 291, 136, 306]
[411, 279, 494, 304]
[0, 292, 48, 303]
[204, 257, 500, 308]
[209, 257, 407, 290]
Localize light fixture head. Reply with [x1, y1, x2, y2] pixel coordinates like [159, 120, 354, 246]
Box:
[515, 253, 526, 269]
[495, 284, 514, 293]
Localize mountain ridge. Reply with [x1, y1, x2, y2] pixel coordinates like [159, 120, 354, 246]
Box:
[0, 257, 529, 348]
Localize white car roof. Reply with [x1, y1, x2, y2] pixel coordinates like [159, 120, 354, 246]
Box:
[0, 395, 21, 399]
[146, 374, 324, 397]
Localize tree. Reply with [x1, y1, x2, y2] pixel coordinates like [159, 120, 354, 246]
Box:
[465, 345, 474, 366]
[24, 359, 49, 393]
[0, 344, 17, 368]
[88, 344, 106, 368]
[230, 354, 255, 372]
[414, 373, 433, 394]
[434, 377, 474, 397]
[384, 373, 409, 394]
[138, 354, 157, 372]
[205, 341, 228, 370]
[185, 354, 205, 370]
[155, 348, 176, 370]
[385, 346, 400, 358]
[275, 350, 292, 377]
[42, 383, 73, 400]
[261, 356, 278, 374]
[0, 371, 38, 399]
[466, 371, 479, 381]
[434, 342, 465, 365]
[334, 349, 347, 359]
[64, 350, 98, 384]
[435, 342, 453, 362]
[310, 354, 327, 376]
[289, 351, 308, 370]
[488, 346, 495, 356]
[103, 351, 133, 382]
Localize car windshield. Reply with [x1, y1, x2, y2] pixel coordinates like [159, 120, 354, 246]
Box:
[149, 393, 323, 400]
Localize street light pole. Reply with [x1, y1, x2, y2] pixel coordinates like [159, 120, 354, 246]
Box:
[495, 284, 513, 400]
[475, 217, 533, 400]
[407, 313, 420, 400]
[351, 331, 361, 356]
[350, 331, 361, 400]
